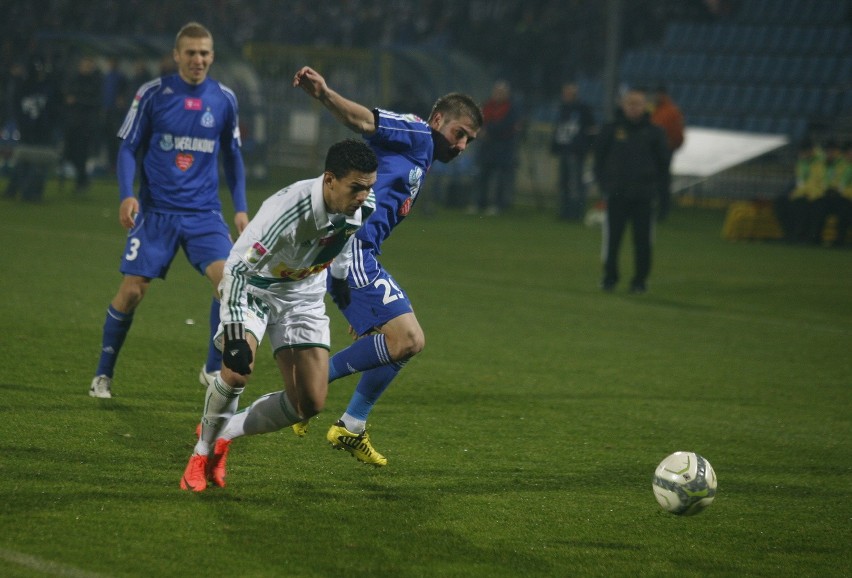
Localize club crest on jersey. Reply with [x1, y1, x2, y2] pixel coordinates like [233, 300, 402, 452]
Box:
[399, 167, 423, 217]
[159, 134, 174, 151]
[184, 98, 202, 111]
[176, 152, 194, 171]
[245, 242, 268, 264]
[201, 108, 215, 128]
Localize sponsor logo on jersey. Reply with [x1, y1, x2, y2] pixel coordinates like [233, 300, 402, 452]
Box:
[159, 133, 216, 154]
[185, 98, 202, 110]
[270, 261, 331, 281]
[245, 242, 268, 264]
[201, 108, 215, 128]
[163, 87, 174, 95]
[176, 153, 194, 171]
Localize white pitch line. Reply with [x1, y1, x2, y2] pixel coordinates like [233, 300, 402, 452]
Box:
[0, 547, 111, 578]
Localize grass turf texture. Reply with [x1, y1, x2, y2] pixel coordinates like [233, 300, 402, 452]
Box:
[0, 179, 849, 577]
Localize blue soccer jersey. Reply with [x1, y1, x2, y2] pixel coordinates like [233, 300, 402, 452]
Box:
[358, 109, 433, 253]
[117, 74, 246, 213]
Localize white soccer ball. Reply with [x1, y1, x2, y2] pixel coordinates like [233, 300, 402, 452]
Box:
[652, 451, 717, 516]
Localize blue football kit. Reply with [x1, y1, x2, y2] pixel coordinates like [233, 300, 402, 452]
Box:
[333, 109, 433, 336]
[116, 74, 247, 278]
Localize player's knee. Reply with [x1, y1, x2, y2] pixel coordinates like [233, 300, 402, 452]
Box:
[220, 366, 250, 388]
[116, 277, 149, 311]
[388, 328, 425, 360]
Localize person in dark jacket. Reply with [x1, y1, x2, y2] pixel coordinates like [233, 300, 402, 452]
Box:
[594, 88, 669, 294]
[551, 81, 596, 221]
[63, 55, 103, 194]
[471, 80, 522, 215]
[4, 54, 61, 203]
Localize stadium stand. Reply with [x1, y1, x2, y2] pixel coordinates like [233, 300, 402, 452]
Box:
[619, 0, 851, 142]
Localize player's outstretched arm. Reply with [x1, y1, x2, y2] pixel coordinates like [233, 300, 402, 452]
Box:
[293, 66, 376, 135]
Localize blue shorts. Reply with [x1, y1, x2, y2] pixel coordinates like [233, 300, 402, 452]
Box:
[331, 248, 413, 336]
[119, 210, 232, 279]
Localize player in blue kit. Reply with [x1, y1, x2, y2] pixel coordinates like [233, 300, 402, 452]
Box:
[291, 66, 483, 465]
[88, 22, 248, 399]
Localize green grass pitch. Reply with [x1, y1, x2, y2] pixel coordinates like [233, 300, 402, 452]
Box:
[0, 179, 849, 577]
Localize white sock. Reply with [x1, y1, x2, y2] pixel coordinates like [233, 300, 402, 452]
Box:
[220, 390, 302, 440]
[194, 376, 243, 455]
[341, 413, 366, 434]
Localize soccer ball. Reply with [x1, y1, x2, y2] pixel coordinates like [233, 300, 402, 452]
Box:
[652, 451, 717, 516]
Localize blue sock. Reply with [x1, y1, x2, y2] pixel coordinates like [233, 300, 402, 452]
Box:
[205, 297, 222, 373]
[328, 334, 391, 382]
[344, 361, 405, 421]
[95, 305, 133, 378]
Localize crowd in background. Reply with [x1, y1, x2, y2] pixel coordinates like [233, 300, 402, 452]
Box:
[1, 0, 732, 107]
[0, 0, 740, 207]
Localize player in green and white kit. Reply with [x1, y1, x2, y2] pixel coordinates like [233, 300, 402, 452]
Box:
[180, 138, 377, 492]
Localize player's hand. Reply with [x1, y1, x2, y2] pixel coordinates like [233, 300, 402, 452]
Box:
[234, 211, 249, 234]
[119, 197, 139, 229]
[293, 66, 327, 100]
[328, 275, 351, 310]
[222, 324, 252, 375]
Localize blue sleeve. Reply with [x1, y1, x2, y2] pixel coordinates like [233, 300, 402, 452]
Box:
[222, 144, 247, 213]
[117, 144, 136, 201]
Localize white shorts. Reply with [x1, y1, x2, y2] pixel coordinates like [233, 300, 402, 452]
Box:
[215, 275, 330, 354]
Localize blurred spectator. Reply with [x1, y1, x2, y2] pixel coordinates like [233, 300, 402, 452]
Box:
[63, 54, 103, 194]
[650, 85, 685, 221]
[594, 88, 669, 294]
[811, 140, 846, 246]
[470, 80, 523, 215]
[2, 58, 27, 138]
[158, 53, 176, 76]
[775, 139, 825, 244]
[833, 142, 852, 248]
[130, 58, 153, 89]
[550, 80, 596, 221]
[3, 54, 61, 202]
[101, 56, 129, 173]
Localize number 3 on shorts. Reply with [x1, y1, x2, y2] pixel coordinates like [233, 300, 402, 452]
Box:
[375, 278, 403, 305]
[125, 237, 141, 261]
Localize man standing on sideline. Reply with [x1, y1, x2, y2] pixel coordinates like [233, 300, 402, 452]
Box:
[181, 139, 377, 492]
[650, 85, 684, 221]
[88, 22, 248, 399]
[471, 80, 522, 216]
[551, 81, 596, 221]
[291, 65, 482, 465]
[594, 88, 669, 294]
[63, 55, 103, 195]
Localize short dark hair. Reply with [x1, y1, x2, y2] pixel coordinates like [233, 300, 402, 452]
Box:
[325, 138, 378, 178]
[175, 22, 212, 49]
[429, 93, 484, 130]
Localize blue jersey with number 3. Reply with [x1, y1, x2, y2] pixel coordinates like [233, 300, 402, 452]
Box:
[118, 74, 244, 213]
